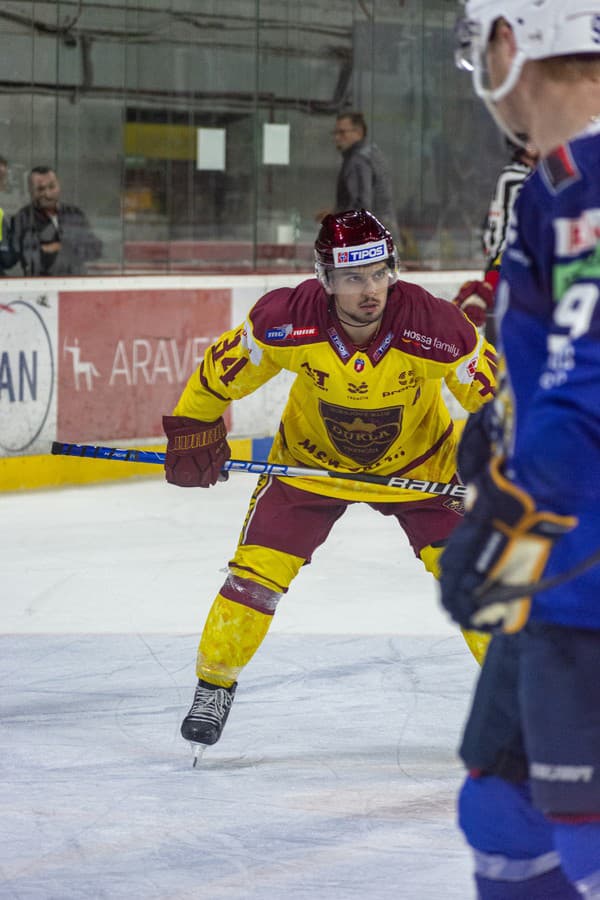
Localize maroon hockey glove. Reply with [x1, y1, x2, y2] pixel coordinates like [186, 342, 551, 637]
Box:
[163, 415, 231, 488]
[452, 279, 495, 328]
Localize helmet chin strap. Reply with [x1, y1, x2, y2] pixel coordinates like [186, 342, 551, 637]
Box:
[482, 94, 528, 149]
[474, 47, 529, 149]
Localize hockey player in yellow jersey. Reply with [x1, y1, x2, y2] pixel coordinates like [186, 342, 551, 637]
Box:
[163, 209, 497, 758]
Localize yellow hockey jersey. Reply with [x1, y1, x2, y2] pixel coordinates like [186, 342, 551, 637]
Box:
[173, 278, 497, 503]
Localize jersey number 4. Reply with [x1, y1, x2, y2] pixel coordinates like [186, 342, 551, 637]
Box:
[212, 331, 249, 386]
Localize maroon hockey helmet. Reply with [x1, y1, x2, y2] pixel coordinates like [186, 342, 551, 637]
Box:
[314, 209, 398, 293]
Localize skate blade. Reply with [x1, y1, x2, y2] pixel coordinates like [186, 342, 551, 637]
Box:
[189, 742, 208, 767]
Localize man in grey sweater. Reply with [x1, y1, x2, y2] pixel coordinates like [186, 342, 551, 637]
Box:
[332, 112, 399, 238]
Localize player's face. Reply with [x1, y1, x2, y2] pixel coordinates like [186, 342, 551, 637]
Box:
[331, 262, 390, 325]
[30, 172, 61, 211]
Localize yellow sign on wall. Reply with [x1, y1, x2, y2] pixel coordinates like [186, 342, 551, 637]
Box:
[124, 123, 196, 160]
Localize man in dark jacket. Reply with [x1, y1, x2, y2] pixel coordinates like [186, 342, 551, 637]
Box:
[11, 166, 102, 276]
[0, 204, 13, 276]
[333, 112, 399, 238]
[0, 155, 22, 276]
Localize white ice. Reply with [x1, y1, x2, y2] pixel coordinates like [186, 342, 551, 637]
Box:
[1, 474, 480, 899]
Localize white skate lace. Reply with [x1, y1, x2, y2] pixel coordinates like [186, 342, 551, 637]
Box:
[187, 684, 233, 726]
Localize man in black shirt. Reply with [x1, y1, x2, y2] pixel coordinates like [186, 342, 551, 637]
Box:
[11, 166, 102, 276]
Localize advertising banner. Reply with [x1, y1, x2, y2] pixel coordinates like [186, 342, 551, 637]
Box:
[1, 272, 472, 466]
[0, 291, 58, 456]
[57, 289, 231, 441]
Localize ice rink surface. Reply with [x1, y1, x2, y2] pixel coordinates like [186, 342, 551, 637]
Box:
[2, 474, 479, 899]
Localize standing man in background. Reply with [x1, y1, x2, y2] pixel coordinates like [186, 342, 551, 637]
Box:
[440, 2, 600, 897]
[0, 156, 8, 191]
[0, 155, 14, 275]
[317, 112, 400, 240]
[0, 154, 28, 217]
[11, 166, 102, 276]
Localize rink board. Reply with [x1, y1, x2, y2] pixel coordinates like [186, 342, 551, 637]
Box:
[0, 271, 476, 491]
[0, 436, 279, 492]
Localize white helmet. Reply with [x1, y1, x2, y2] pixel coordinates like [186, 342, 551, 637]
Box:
[456, 1, 600, 103]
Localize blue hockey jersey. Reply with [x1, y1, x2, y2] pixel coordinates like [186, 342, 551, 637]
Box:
[498, 123, 600, 627]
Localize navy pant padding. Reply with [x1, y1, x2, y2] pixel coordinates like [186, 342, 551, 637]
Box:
[475, 868, 580, 899]
[521, 623, 600, 815]
[459, 776, 555, 860]
[460, 623, 600, 815]
[555, 822, 600, 887]
[460, 632, 527, 782]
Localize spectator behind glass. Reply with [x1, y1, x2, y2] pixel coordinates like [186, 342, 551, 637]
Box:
[0, 156, 13, 275]
[0, 154, 28, 217]
[0, 155, 8, 193]
[0, 154, 27, 276]
[11, 166, 102, 276]
[316, 112, 400, 241]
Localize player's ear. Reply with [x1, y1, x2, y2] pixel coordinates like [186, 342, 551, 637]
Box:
[496, 17, 517, 53]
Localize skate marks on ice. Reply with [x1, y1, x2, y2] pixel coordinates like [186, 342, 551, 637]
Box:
[0, 477, 456, 637]
[0, 633, 477, 900]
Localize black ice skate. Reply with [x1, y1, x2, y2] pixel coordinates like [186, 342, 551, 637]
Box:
[181, 678, 237, 766]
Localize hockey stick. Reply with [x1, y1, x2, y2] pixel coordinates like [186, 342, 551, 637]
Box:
[50, 440, 467, 497]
